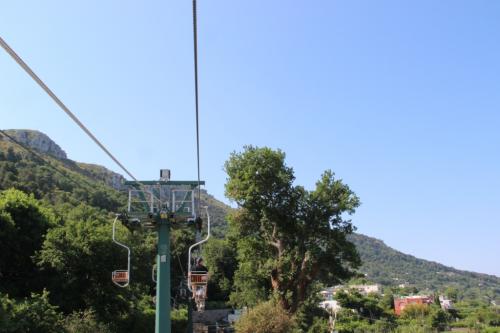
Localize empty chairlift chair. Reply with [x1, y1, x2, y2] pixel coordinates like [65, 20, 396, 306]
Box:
[111, 215, 131, 287]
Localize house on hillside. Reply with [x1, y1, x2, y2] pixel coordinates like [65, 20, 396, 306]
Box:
[320, 284, 380, 299]
[350, 284, 381, 295]
[394, 296, 434, 316]
[318, 284, 381, 314]
[319, 300, 342, 314]
[439, 296, 454, 310]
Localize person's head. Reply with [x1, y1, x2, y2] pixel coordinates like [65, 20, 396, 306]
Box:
[196, 258, 204, 265]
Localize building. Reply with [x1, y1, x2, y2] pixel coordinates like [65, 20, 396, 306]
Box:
[439, 296, 454, 310]
[350, 284, 381, 295]
[394, 296, 434, 316]
[320, 284, 380, 300]
[319, 300, 342, 314]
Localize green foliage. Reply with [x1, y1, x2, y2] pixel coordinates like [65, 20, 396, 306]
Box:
[335, 307, 395, 333]
[400, 304, 431, 320]
[349, 233, 500, 303]
[0, 290, 65, 333]
[444, 286, 459, 302]
[335, 290, 394, 322]
[0, 141, 126, 212]
[2, 135, 499, 332]
[63, 310, 112, 333]
[307, 317, 330, 333]
[429, 307, 452, 331]
[171, 306, 188, 333]
[36, 203, 156, 323]
[294, 283, 330, 331]
[225, 146, 360, 312]
[202, 238, 238, 303]
[0, 189, 56, 297]
[234, 301, 298, 333]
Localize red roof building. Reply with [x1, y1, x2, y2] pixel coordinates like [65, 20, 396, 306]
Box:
[394, 296, 434, 316]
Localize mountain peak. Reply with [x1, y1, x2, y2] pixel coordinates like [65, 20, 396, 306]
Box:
[1, 129, 67, 159]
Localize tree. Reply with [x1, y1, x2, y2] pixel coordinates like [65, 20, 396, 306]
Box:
[429, 307, 451, 332]
[0, 189, 56, 297]
[37, 203, 156, 324]
[444, 286, 459, 303]
[234, 300, 297, 333]
[335, 290, 393, 323]
[225, 146, 360, 312]
[202, 238, 238, 303]
[0, 290, 65, 333]
[63, 309, 112, 333]
[400, 303, 430, 320]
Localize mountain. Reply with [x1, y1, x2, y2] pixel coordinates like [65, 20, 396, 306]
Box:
[2, 129, 67, 159]
[349, 233, 499, 301]
[0, 129, 229, 233]
[1, 129, 499, 303]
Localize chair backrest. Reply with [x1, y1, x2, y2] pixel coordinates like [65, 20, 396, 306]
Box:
[190, 272, 208, 284]
[112, 270, 129, 283]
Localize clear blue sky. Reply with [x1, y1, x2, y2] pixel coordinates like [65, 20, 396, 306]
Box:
[1, 1, 499, 276]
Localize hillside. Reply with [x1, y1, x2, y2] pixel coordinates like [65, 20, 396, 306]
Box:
[0, 129, 229, 233]
[1, 129, 499, 303]
[349, 233, 500, 302]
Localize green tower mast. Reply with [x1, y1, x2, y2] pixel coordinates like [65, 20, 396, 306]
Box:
[122, 170, 204, 333]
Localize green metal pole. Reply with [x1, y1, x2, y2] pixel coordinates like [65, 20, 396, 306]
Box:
[155, 220, 171, 333]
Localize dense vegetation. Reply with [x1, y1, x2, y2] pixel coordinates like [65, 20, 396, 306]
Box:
[350, 234, 500, 304]
[0, 131, 499, 332]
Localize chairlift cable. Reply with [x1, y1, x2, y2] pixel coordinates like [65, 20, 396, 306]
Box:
[192, 0, 202, 217]
[0, 36, 145, 192]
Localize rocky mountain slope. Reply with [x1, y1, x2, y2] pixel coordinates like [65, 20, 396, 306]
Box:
[2, 129, 67, 159]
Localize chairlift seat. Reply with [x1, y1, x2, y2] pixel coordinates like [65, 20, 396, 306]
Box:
[112, 270, 129, 283]
[189, 272, 208, 284]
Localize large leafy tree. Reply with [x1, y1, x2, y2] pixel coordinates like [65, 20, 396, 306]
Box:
[225, 146, 361, 312]
[0, 189, 56, 297]
[36, 203, 156, 324]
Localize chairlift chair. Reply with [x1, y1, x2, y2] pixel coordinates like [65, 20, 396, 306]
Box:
[187, 206, 211, 312]
[111, 215, 131, 287]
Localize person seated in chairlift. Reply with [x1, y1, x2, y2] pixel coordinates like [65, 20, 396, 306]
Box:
[192, 258, 208, 273]
[195, 285, 206, 299]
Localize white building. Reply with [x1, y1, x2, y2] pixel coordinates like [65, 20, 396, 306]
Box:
[439, 296, 454, 310]
[319, 300, 342, 314]
[350, 284, 381, 295]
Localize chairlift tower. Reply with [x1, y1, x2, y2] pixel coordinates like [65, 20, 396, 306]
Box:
[122, 170, 204, 333]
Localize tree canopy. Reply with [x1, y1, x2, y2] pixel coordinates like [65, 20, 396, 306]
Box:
[225, 146, 361, 312]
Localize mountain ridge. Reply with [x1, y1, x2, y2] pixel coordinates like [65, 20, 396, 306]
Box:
[1, 129, 498, 302]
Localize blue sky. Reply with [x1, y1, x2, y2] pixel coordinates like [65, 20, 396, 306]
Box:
[1, 1, 499, 276]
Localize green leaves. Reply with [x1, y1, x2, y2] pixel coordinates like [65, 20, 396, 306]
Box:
[0, 291, 65, 333]
[0, 189, 55, 297]
[224, 146, 361, 312]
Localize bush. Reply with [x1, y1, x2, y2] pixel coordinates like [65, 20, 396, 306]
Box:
[234, 301, 297, 333]
[171, 306, 188, 333]
[0, 291, 64, 333]
[64, 310, 112, 333]
[400, 304, 430, 320]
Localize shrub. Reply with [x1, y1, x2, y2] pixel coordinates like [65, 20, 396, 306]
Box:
[64, 310, 112, 333]
[400, 303, 430, 320]
[234, 301, 297, 333]
[0, 291, 64, 333]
